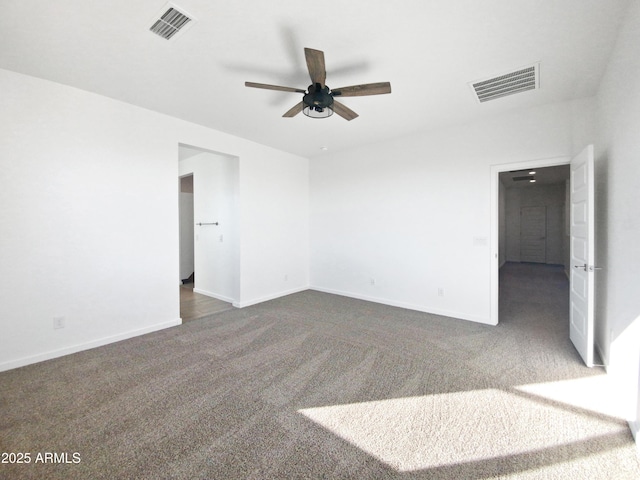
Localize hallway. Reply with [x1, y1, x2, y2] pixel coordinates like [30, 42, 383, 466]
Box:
[499, 261, 576, 360]
[179, 284, 233, 321]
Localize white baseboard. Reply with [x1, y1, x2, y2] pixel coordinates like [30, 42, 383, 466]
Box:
[310, 286, 493, 325]
[0, 318, 182, 373]
[193, 288, 235, 304]
[233, 286, 309, 308]
[594, 340, 609, 371]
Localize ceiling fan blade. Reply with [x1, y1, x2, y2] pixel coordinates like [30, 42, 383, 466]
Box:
[332, 100, 359, 121]
[332, 82, 392, 97]
[304, 48, 326, 87]
[245, 82, 306, 93]
[283, 102, 304, 118]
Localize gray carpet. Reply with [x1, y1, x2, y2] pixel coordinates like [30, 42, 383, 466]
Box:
[1, 263, 639, 479]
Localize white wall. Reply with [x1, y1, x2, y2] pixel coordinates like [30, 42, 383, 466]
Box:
[237, 151, 310, 307]
[179, 151, 239, 303]
[0, 68, 309, 371]
[594, 0, 640, 427]
[310, 99, 588, 324]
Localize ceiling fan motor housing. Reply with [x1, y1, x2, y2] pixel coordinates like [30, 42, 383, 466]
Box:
[303, 83, 334, 112]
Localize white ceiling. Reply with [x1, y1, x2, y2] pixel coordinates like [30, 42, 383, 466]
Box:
[0, 0, 630, 158]
[500, 165, 570, 189]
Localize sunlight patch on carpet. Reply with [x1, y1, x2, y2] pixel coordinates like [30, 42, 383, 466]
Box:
[298, 389, 626, 472]
[515, 374, 627, 420]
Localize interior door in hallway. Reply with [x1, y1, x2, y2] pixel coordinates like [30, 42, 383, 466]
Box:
[520, 206, 546, 263]
[569, 145, 595, 367]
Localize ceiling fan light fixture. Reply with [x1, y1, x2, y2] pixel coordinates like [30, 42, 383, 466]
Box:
[303, 105, 333, 118]
[302, 84, 334, 118]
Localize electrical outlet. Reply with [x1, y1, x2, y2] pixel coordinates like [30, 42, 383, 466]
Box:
[370, 278, 376, 286]
[219, 234, 224, 243]
[53, 316, 65, 330]
[438, 288, 445, 297]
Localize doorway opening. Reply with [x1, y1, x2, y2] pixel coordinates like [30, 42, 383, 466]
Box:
[178, 143, 240, 321]
[492, 147, 597, 368]
[497, 165, 571, 348]
[490, 156, 570, 326]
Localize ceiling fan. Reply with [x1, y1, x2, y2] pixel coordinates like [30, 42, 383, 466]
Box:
[245, 48, 391, 121]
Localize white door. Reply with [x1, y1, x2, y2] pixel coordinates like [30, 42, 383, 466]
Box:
[520, 206, 547, 263]
[569, 145, 595, 367]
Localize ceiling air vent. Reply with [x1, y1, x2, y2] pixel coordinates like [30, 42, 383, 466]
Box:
[512, 175, 535, 182]
[149, 3, 196, 41]
[470, 63, 539, 103]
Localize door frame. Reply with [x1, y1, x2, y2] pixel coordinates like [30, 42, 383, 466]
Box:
[178, 173, 195, 285]
[489, 155, 570, 325]
[178, 143, 241, 307]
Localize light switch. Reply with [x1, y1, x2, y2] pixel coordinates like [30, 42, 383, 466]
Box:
[473, 236, 488, 246]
